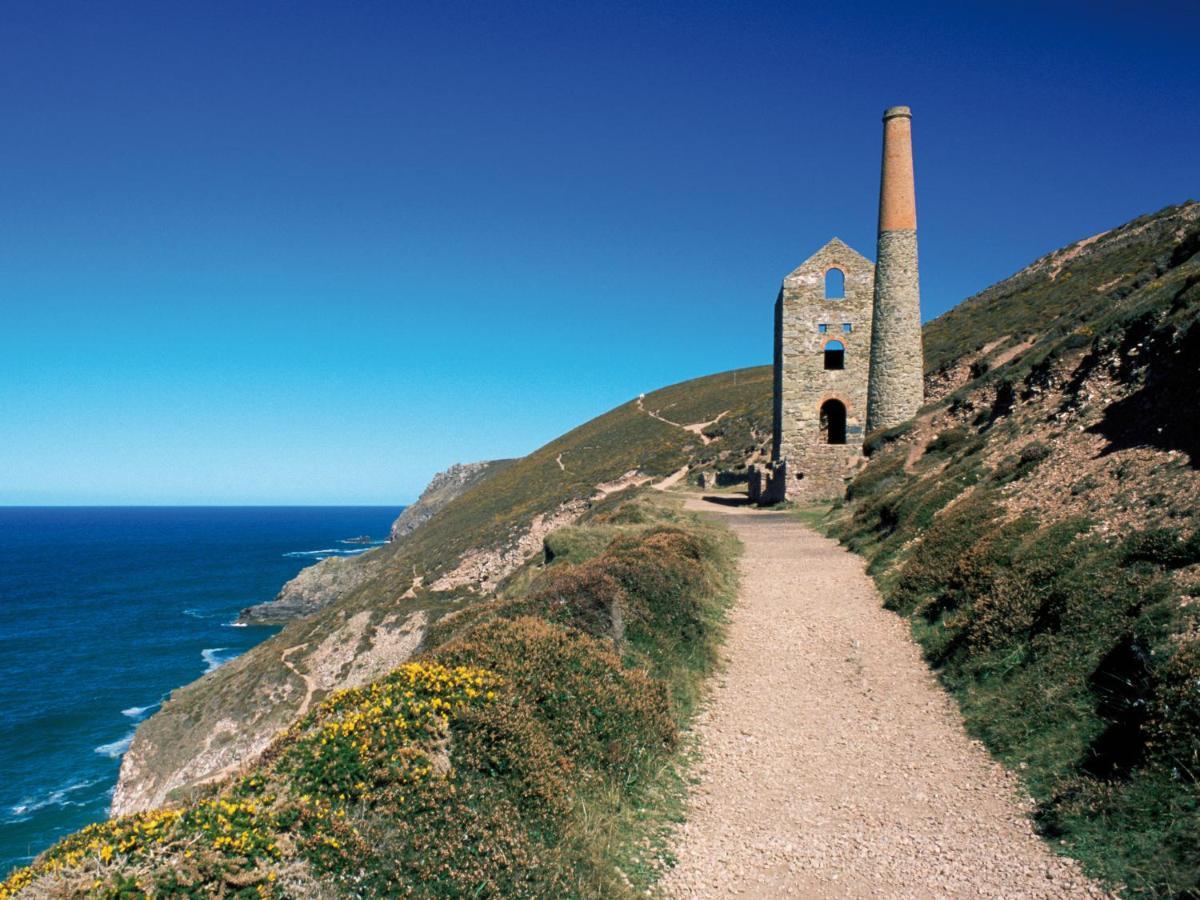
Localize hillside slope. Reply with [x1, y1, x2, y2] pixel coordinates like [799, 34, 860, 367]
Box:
[113, 367, 772, 816]
[830, 200, 1200, 895]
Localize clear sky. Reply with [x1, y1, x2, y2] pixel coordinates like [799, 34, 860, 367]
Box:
[2, 1, 1196, 504]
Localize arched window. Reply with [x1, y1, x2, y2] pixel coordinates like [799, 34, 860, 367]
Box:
[825, 268, 845, 299]
[820, 399, 847, 445]
[823, 340, 845, 370]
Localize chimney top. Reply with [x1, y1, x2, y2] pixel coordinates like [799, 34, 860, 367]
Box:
[883, 106, 912, 120]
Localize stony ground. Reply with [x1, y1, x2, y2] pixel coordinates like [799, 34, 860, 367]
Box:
[660, 497, 1109, 899]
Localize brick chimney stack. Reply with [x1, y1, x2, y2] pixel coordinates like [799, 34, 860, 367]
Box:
[866, 105, 925, 433]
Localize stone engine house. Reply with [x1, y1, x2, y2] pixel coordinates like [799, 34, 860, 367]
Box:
[768, 238, 875, 497]
[750, 105, 924, 503]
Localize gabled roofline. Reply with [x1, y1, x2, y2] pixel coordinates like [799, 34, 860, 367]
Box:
[784, 237, 873, 280]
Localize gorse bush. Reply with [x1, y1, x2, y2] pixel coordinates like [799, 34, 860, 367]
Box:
[276, 662, 503, 803]
[438, 617, 675, 772]
[1, 495, 734, 899]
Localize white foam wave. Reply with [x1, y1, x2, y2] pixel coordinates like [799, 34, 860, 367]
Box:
[202, 647, 239, 673]
[222, 620, 248, 628]
[94, 731, 135, 759]
[7, 778, 103, 820]
[283, 547, 374, 559]
[121, 704, 156, 719]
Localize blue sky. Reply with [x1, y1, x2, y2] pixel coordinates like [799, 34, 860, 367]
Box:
[2, 1, 1196, 504]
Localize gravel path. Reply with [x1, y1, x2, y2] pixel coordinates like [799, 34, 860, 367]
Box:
[660, 498, 1108, 899]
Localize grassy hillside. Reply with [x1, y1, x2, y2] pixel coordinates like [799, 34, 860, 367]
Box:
[826, 200, 1200, 895]
[361, 365, 771, 594]
[2, 493, 737, 898]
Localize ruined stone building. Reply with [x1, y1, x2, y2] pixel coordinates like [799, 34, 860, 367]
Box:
[750, 106, 924, 502]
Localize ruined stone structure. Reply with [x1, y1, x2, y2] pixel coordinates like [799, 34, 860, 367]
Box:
[749, 239, 875, 501]
[749, 106, 924, 503]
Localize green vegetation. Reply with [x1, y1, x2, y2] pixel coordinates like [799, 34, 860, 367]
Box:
[2, 494, 737, 898]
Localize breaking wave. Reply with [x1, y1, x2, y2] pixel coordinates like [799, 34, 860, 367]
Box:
[201, 647, 239, 673]
[94, 732, 135, 759]
[6, 779, 104, 822]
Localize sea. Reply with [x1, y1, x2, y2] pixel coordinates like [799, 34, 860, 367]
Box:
[0, 505, 400, 876]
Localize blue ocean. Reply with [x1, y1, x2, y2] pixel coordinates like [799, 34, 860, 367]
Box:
[0, 506, 400, 876]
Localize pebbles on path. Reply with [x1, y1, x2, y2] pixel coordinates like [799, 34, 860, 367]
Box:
[659, 498, 1109, 899]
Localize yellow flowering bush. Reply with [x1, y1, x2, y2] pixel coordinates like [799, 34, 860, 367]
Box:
[1, 665, 501, 898]
[277, 661, 502, 801]
[0, 791, 286, 899]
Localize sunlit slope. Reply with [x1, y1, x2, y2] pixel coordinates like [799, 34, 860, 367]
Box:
[113, 365, 772, 814]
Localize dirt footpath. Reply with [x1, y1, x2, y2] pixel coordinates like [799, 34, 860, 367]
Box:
[660, 498, 1107, 899]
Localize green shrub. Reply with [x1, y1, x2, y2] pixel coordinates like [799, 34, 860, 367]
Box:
[1147, 639, 1200, 771]
[1019, 441, 1052, 464]
[925, 426, 970, 456]
[890, 491, 1001, 615]
[1121, 527, 1200, 569]
[863, 421, 915, 456]
[542, 526, 619, 565]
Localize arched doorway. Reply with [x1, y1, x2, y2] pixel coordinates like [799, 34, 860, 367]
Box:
[820, 399, 847, 445]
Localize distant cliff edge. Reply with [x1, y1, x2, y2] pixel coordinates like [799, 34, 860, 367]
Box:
[237, 460, 510, 625]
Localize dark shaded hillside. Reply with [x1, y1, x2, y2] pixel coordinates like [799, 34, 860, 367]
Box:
[832, 200, 1200, 895]
[923, 201, 1199, 379]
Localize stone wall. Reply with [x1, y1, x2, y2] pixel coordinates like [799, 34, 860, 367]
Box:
[771, 238, 874, 501]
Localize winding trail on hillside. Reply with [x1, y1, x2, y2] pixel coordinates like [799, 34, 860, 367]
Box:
[661, 496, 1107, 899]
[280, 643, 316, 719]
[637, 394, 729, 446]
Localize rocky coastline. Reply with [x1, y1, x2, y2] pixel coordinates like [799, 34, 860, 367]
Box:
[237, 460, 506, 625]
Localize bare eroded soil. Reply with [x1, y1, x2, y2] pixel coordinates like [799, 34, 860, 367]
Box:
[661, 497, 1108, 899]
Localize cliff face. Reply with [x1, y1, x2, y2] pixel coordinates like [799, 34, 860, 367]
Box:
[389, 460, 510, 541]
[113, 367, 772, 815]
[236, 460, 510, 626]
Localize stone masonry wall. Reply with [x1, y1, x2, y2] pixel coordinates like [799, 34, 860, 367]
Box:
[866, 228, 924, 431]
[772, 238, 874, 500]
